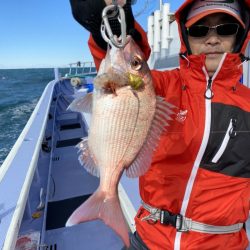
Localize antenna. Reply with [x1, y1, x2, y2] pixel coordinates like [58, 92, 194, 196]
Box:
[159, 0, 163, 10]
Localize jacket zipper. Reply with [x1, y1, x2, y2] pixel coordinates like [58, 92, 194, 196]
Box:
[174, 68, 213, 250]
[174, 53, 227, 250]
[211, 119, 236, 163]
[204, 77, 214, 99]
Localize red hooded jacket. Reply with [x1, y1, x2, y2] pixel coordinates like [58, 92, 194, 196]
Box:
[88, 0, 250, 249]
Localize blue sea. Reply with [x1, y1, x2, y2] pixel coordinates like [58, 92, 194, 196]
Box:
[0, 68, 68, 166]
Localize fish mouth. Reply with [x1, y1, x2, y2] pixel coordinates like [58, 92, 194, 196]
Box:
[102, 80, 122, 95]
[94, 70, 144, 95]
[94, 71, 129, 94]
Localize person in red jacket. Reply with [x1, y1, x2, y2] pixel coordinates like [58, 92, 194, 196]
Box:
[70, 0, 250, 249]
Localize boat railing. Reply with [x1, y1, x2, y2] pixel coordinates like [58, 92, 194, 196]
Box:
[0, 79, 57, 249]
[65, 61, 97, 78]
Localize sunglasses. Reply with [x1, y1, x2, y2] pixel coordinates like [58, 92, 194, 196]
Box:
[187, 23, 239, 38]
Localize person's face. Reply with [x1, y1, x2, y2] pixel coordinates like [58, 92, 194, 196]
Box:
[188, 13, 237, 77]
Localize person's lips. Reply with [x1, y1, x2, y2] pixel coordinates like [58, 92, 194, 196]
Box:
[205, 52, 223, 58]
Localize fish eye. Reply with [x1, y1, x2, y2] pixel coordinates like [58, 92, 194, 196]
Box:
[131, 56, 143, 71]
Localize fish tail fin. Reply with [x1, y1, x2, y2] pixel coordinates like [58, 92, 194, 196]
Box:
[66, 189, 130, 247]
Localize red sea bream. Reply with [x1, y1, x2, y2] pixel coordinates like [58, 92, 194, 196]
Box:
[66, 36, 175, 247]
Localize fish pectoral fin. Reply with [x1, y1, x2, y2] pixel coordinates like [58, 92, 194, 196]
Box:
[77, 138, 100, 177]
[126, 96, 176, 178]
[66, 189, 130, 247]
[68, 92, 93, 113]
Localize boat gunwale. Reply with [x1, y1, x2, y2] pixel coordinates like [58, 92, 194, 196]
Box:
[0, 79, 58, 249]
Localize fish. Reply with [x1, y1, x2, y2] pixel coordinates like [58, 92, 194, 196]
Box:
[66, 36, 175, 247]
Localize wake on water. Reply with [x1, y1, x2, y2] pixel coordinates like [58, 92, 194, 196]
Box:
[0, 68, 68, 166]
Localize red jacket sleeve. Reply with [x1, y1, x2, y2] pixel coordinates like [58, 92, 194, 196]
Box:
[151, 69, 179, 97]
[88, 22, 151, 70]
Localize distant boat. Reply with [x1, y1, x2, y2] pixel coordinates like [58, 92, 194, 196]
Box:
[0, 2, 249, 249]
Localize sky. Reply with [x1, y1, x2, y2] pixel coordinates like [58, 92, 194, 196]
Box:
[0, 0, 183, 69]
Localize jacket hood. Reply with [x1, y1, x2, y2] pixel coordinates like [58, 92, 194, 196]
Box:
[175, 0, 250, 55]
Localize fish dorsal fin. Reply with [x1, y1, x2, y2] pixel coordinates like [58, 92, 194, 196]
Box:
[77, 138, 100, 177]
[126, 96, 175, 178]
[68, 93, 93, 113]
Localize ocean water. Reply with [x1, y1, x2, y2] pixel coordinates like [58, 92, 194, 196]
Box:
[0, 68, 68, 166]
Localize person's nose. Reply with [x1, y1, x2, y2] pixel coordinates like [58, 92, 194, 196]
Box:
[205, 29, 221, 45]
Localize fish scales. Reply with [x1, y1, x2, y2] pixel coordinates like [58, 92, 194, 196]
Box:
[89, 88, 155, 171]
